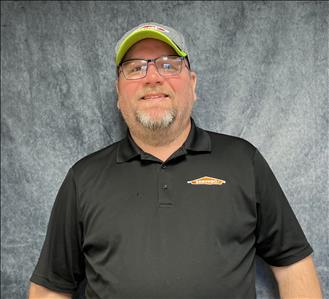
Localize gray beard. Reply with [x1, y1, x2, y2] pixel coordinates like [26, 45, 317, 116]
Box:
[135, 109, 177, 131]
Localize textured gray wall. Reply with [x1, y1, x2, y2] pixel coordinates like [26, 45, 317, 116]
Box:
[1, 1, 328, 298]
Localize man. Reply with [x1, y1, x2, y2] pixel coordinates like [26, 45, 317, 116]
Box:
[29, 22, 323, 298]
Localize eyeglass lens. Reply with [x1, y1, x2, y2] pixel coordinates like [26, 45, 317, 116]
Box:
[121, 56, 183, 80]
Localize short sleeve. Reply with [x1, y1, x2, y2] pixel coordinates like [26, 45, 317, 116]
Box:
[253, 149, 313, 266]
[30, 168, 85, 292]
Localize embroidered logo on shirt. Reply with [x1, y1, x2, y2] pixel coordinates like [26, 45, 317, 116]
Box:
[187, 176, 226, 186]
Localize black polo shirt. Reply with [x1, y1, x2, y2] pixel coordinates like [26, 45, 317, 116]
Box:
[31, 120, 312, 298]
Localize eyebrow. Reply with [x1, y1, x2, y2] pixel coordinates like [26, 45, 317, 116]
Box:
[121, 55, 180, 63]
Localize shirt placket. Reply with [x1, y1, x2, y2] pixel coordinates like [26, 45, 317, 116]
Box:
[157, 163, 173, 208]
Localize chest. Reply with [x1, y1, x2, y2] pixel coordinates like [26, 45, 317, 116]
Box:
[79, 155, 257, 255]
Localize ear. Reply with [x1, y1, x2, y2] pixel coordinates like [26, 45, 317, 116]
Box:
[116, 80, 120, 110]
[115, 79, 119, 94]
[190, 71, 197, 102]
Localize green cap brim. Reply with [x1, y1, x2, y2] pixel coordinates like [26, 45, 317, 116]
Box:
[115, 29, 187, 66]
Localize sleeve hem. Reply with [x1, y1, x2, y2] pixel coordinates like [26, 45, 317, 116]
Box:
[30, 273, 76, 293]
[265, 245, 313, 267]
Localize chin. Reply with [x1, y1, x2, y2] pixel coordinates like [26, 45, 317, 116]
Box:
[136, 110, 176, 130]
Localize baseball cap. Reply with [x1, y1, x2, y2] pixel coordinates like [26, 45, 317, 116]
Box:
[115, 22, 188, 66]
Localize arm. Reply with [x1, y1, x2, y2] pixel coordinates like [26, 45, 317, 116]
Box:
[28, 282, 72, 299]
[271, 255, 323, 299]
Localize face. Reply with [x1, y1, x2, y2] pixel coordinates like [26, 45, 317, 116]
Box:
[116, 38, 197, 133]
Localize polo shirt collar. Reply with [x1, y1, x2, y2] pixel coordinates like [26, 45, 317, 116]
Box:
[116, 118, 211, 163]
[185, 118, 211, 152]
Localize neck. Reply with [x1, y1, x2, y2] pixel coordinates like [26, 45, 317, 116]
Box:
[129, 119, 191, 162]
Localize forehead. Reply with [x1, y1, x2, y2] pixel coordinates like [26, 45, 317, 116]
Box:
[123, 38, 177, 60]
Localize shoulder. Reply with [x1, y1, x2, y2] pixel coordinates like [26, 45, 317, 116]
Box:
[70, 139, 122, 179]
[205, 129, 257, 159]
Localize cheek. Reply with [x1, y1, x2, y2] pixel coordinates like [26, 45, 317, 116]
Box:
[118, 87, 131, 101]
[118, 96, 133, 113]
[173, 81, 195, 104]
[118, 80, 139, 100]
[117, 86, 140, 116]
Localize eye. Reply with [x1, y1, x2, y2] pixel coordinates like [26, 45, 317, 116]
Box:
[124, 62, 146, 74]
[130, 65, 144, 73]
[158, 58, 180, 73]
[162, 63, 173, 70]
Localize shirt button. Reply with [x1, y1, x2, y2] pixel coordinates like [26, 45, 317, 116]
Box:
[163, 184, 168, 190]
[161, 164, 167, 169]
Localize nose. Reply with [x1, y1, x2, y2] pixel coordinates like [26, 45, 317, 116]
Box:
[144, 62, 163, 85]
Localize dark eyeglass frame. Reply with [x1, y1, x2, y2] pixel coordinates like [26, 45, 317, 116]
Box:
[117, 55, 190, 80]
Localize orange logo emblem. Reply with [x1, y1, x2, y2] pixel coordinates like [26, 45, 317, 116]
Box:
[187, 176, 226, 186]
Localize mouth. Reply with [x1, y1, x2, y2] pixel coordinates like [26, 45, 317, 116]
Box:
[141, 93, 170, 101]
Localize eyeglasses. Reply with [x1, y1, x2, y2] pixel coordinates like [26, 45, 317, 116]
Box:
[119, 55, 187, 80]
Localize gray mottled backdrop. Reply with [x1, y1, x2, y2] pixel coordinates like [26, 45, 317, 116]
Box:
[1, 1, 328, 298]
